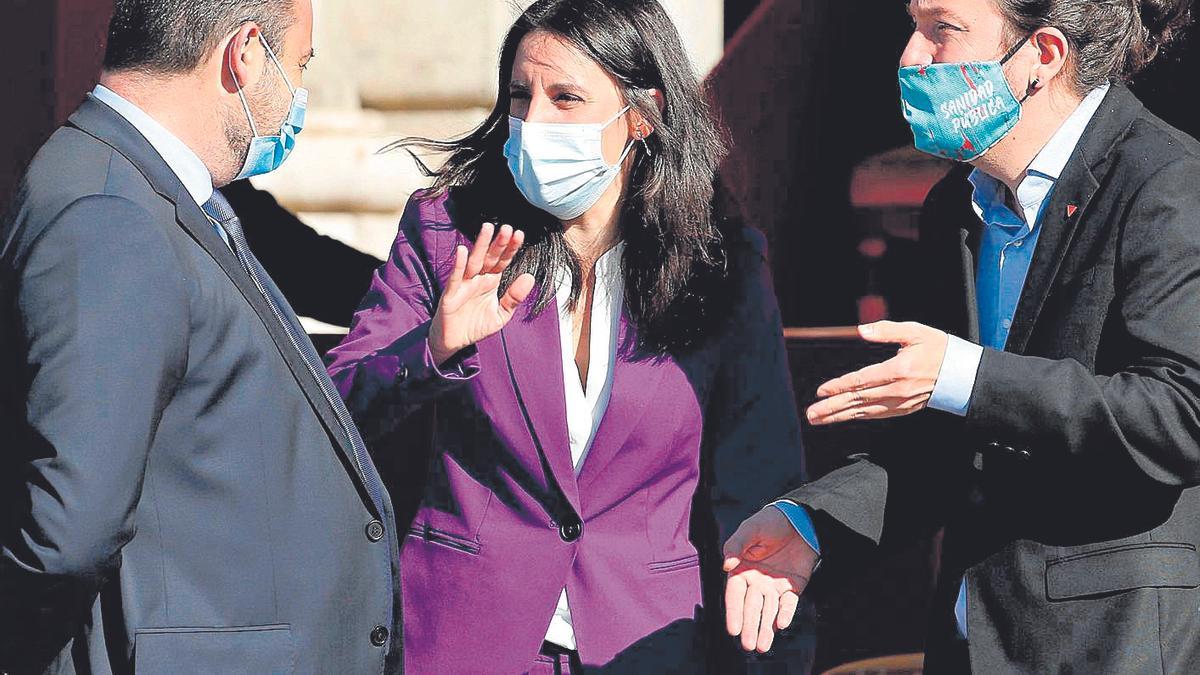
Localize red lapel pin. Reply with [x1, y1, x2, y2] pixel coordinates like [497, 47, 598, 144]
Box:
[1066, 204, 1078, 218]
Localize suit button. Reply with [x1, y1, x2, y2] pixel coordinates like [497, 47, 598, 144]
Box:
[1015, 448, 1032, 460]
[559, 517, 582, 543]
[397, 365, 409, 382]
[365, 520, 385, 542]
[370, 625, 388, 647]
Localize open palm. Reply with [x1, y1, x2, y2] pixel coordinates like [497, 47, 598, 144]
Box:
[429, 223, 535, 365]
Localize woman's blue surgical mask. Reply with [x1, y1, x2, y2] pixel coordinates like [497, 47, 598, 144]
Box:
[899, 36, 1032, 162]
[504, 106, 637, 221]
[231, 35, 308, 181]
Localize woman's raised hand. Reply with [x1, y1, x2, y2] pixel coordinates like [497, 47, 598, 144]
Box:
[429, 223, 536, 365]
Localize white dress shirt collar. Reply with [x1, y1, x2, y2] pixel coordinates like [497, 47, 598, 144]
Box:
[968, 82, 1110, 231]
[92, 84, 215, 207]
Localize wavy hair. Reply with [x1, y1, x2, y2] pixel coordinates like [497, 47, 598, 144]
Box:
[387, 0, 730, 353]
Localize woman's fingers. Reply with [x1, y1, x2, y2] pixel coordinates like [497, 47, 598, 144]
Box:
[464, 223, 495, 279]
[448, 244, 468, 286]
[464, 223, 527, 280]
[482, 224, 512, 273]
[496, 229, 525, 272]
[499, 273, 536, 314]
[776, 591, 800, 631]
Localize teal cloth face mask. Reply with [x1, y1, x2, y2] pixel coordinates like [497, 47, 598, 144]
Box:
[232, 35, 308, 181]
[899, 37, 1031, 162]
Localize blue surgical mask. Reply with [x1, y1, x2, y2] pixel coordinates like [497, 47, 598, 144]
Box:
[504, 106, 636, 221]
[231, 35, 308, 180]
[899, 37, 1032, 162]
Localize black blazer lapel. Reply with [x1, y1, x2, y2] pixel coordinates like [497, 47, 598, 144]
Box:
[67, 95, 378, 512]
[959, 228, 981, 343]
[1005, 84, 1142, 354]
[921, 164, 981, 342]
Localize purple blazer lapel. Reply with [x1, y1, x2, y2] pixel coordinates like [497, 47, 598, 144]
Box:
[500, 293, 581, 514]
[576, 314, 669, 493]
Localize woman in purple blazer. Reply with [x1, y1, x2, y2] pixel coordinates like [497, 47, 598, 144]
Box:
[326, 1, 808, 672]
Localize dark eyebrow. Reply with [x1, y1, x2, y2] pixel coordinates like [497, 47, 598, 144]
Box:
[548, 82, 587, 96]
[909, 2, 968, 24]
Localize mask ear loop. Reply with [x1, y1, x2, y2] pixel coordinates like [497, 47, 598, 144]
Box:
[599, 105, 647, 171]
[999, 33, 1035, 65]
[1000, 33, 1040, 104]
[602, 105, 633, 128]
[258, 33, 298, 96]
[229, 43, 260, 138]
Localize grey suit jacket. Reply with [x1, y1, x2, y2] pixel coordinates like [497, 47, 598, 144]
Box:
[0, 95, 403, 674]
[786, 84, 1200, 674]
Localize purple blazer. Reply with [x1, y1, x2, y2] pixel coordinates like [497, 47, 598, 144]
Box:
[326, 192, 806, 673]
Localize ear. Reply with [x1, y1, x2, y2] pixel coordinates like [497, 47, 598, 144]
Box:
[629, 88, 666, 139]
[221, 23, 266, 94]
[1029, 27, 1070, 95]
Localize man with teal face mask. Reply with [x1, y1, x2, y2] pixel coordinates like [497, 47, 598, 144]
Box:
[724, 0, 1200, 672]
[0, 1, 403, 672]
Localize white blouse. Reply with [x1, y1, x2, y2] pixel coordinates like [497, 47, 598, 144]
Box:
[543, 242, 625, 651]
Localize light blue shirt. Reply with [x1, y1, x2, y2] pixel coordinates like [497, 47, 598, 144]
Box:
[928, 83, 1110, 415]
[775, 83, 1111, 641]
[90, 85, 230, 247]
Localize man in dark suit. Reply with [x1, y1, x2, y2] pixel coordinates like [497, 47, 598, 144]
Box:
[0, 1, 402, 672]
[723, 0, 1200, 672]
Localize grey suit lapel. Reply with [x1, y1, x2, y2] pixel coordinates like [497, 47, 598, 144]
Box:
[68, 95, 381, 516]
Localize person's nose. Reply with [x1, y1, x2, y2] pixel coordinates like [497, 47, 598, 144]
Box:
[900, 32, 935, 69]
[524, 92, 555, 123]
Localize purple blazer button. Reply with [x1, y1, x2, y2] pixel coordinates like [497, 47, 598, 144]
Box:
[559, 518, 582, 542]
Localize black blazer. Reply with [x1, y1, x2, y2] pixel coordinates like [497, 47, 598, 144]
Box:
[0, 95, 403, 673]
[787, 83, 1200, 673]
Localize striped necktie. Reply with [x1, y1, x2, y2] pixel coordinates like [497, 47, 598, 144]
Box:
[202, 190, 385, 513]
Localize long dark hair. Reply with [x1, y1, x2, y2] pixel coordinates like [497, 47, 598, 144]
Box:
[387, 0, 730, 354]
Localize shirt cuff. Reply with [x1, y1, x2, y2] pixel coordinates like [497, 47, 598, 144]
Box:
[770, 500, 821, 558]
[928, 335, 983, 417]
[424, 341, 480, 381]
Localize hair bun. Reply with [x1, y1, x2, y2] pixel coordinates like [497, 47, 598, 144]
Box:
[1132, 0, 1194, 69]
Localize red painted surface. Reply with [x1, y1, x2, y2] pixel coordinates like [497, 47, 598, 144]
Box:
[55, 0, 115, 124]
[1, 0, 112, 208]
[849, 146, 954, 209]
[858, 295, 889, 324]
